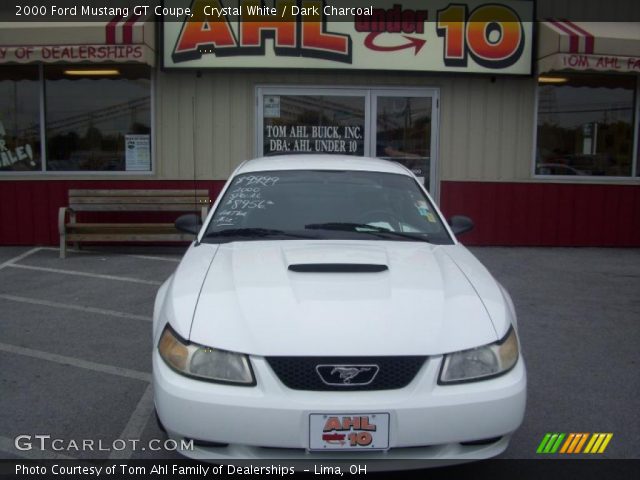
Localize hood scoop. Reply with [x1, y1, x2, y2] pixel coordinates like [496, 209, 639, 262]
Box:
[288, 263, 388, 273]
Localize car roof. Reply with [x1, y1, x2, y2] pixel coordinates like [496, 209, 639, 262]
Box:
[235, 155, 413, 176]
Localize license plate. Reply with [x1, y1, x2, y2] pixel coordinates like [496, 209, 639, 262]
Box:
[308, 413, 390, 451]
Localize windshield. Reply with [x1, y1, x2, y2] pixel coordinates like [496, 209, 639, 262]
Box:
[203, 170, 453, 244]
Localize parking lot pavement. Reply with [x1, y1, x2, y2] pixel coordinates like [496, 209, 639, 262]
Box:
[0, 246, 184, 460]
[470, 247, 640, 459]
[0, 246, 638, 461]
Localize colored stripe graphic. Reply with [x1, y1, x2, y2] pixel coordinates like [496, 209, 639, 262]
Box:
[536, 433, 552, 453]
[597, 434, 613, 453]
[544, 433, 559, 453]
[537, 433, 565, 453]
[550, 433, 565, 453]
[584, 433, 599, 453]
[567, 433, 584, 453]
[585, 433, 613, 454]
[538, 433, 613, 454]
[567, 433, 581, 453]
[559, 433, 575, 453]
[574, 433, 589, 453]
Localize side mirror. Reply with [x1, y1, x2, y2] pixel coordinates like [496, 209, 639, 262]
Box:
[175, 214, 202, 235]
[448, 215, 474, 236]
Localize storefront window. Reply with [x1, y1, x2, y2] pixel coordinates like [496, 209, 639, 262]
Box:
[0, 66, 41, 171]
[536, 74, 636, 177]
[45, 65, 151, 172]
[263, 95, 365, 156]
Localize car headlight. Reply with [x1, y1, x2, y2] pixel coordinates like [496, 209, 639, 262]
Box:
[158, 325, 255, 385]
[439, 327, 519, 384]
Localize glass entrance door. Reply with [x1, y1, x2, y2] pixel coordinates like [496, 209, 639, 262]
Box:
[257, 86, 439, 197]
[371, 89, 438, 195]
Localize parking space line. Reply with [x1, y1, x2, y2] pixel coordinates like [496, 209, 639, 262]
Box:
[5, 264, 162, 286]
[0, 294, 152, 322]
[0, 435, 74, 460]
[0, 343, 151, 383]
[39, 247, 181, 263]
[109, 384, 155, 460]
[127, 255, 181, 263]
[0, 247, 42, 271]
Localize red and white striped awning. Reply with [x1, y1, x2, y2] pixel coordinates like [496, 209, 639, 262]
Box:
[538, 21, 640, 74]
[0, 15, 155, 66]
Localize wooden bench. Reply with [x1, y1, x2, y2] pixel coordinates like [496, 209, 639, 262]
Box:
[58, 189, 209, 258]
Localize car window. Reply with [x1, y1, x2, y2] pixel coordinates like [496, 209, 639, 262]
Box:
[204, 170, 453, 244]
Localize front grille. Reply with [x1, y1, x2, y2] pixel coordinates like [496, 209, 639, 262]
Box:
[266, 356, 427, 391]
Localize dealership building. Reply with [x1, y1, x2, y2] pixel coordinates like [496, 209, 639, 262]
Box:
[1, 0, 639, 246]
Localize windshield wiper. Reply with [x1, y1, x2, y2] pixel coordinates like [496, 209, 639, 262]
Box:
[304, 223, 430, 243]
[203, 228, 315, 241]
[305, 222, 390, 232]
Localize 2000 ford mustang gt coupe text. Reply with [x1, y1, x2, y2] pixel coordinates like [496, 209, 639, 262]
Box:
[153, 155, 526, 463]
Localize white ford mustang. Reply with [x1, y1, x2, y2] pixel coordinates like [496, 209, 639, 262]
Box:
[153, 155, 526, 464]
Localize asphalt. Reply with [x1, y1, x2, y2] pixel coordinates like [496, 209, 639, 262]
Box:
[0, 245, 637, 461]
[470, 247, 640, 459]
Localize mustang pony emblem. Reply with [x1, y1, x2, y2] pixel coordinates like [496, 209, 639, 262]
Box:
[330, 366, 372, 384]
[316, 364, 380, 386]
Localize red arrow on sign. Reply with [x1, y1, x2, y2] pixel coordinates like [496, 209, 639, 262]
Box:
[364, 32, 426, 55]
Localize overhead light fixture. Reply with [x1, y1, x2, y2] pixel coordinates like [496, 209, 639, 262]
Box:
[63, 69, 120, 76]
[538, 76, 569, 84]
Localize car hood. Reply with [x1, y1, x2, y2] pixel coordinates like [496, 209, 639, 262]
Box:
[181, 241, 510, 356]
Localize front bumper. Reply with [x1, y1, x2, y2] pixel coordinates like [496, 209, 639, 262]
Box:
[153, 351, 526, 461]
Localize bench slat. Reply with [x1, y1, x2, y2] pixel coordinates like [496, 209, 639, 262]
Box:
[67, 233, 194, 242]
[70, 196, 209, 205]
[69, 189, 209, 196]
[67, 223, 190, 235]
[67, 223, 177, 229]
[68, 204, 207, 212]
[69, 228, 181, 235]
